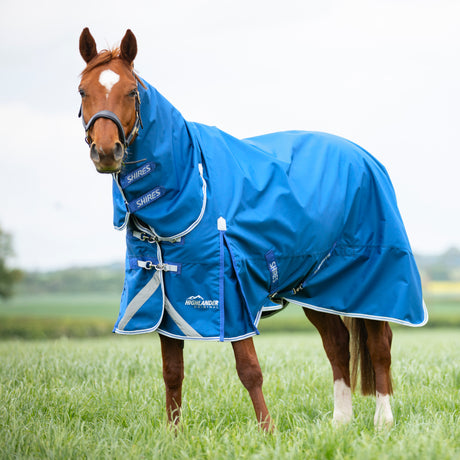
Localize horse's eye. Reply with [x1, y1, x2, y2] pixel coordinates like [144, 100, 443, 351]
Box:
[79, 89, 86, 98]
[128, 89, 138, 98]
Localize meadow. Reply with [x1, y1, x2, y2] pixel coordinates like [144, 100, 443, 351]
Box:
[1, 328, 459, 459]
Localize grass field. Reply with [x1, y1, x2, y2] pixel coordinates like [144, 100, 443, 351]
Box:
[1, 329, 459, 459]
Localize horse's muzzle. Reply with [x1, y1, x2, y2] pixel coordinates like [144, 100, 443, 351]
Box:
[90, 142, 125, 173]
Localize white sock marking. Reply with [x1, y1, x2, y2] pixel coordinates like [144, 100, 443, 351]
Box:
[99, 69, 120, 96]
[333, 378, 352, 424]
[374, 391, 393, 429]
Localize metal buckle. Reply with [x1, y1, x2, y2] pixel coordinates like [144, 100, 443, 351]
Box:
[143, 261, 166, 271]
[140, 232, 157, 243]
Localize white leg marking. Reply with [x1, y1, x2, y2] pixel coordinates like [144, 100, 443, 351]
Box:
[374, 391, 394, 429]
[99, 69, 120, 95]
[333, 378, 352, 425]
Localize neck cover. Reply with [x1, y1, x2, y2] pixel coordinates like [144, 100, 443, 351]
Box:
[110, 79, 427, 341]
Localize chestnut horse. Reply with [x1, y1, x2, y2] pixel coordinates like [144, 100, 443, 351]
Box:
[78, 28, 395, 430]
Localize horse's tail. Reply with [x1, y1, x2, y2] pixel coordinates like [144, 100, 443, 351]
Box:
[343, 317, 376, 395]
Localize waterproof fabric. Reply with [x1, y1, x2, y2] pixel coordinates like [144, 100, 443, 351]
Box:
[111, 79, 427, 341]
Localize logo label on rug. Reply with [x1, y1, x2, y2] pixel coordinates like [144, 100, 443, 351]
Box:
[127, 186, 165, 212]
[265, 250, 280, 294]
[120, 162, 155, 188]
[185, 295, 219, 309]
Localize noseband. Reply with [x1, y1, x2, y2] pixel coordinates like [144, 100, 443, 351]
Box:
[78, 90, 142, 151]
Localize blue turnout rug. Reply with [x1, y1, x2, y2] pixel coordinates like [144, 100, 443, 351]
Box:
[111, 79, 427, 341]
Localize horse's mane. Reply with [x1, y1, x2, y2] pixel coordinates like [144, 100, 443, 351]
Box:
[81, 48, 145, 87]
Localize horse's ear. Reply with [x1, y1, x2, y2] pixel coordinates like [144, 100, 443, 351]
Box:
[80, 28, 98, 63]
[120, 29, 137, 65]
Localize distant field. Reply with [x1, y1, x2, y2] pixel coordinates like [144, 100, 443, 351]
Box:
[1, 330, 459, 459]
[425, 280, 460, 296]
[0, 293, 119, 319]
[0, 292, 459, 339]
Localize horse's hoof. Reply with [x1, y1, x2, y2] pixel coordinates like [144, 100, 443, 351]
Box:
[259, 417, 276, 433]
[374, 392, 393, 430]
[332, 412, 352, 426]
[374, 416, 394, 431]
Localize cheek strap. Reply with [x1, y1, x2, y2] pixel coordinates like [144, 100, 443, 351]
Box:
[78, 90, 142, 147]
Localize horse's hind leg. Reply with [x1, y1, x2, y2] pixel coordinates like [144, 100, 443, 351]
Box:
[364, 319, 394, 429]
[232, 337, 273, 431]
[303, 308, 352, 424]
[159, 334, 184, 426]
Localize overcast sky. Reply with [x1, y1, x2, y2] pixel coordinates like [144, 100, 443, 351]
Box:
[0, 0, 459, 270]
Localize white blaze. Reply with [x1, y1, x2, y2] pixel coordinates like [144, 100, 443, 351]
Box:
[333, 378, 352, 425]
[99, 69, 120, 95]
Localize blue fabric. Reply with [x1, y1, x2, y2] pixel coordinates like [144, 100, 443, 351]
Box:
[111, 79, 427, 340]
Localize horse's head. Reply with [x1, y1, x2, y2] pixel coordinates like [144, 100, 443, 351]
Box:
[78, 28, 142, 173]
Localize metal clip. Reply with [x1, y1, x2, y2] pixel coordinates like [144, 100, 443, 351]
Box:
[140, 232, 158, 243]
[292, 284, 304, 295]
[138, 260, 178, 273]
[142, 261, 166, 271]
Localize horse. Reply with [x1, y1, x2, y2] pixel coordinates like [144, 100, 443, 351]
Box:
[78, 28, 426, 431]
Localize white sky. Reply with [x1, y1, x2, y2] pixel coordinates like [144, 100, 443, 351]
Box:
[0, 0, 459, 270]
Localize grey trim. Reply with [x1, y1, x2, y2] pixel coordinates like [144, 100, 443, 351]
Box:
[156, 329, 257, 342]
[112, 172, 130, 231]
[117, 271, 161, 331]
[164, 296, 203, 338]
[130, 163, 207, 242]
[285, 298, 429, 327]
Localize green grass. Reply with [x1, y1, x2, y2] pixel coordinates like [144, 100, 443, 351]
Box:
[1, 329, 459, 459]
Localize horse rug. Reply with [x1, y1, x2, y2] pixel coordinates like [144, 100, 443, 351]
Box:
[111, 79, 427, 341]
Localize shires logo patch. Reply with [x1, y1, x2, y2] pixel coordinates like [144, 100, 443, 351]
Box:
[185, 295, 219, 309]
[265, 250, 279, 294]
[127, 186, 165, 212]
[120, 162, 155, 188]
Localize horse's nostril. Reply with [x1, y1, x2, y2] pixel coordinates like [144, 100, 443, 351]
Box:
[90, 143, 100, 162]
[113, 142, 124, 161]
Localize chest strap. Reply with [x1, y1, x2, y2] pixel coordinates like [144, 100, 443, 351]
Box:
[137, 260, 180, 273]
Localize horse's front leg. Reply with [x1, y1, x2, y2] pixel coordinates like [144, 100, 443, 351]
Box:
[232, 337, 273, 431]
[159, 334, 184, 426]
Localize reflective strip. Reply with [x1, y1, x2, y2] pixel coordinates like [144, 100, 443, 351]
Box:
[164, 296, 202, 338]
[118, 271, 161, 331]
